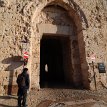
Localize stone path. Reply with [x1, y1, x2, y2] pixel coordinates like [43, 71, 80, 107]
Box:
[0, 88, 107, 107]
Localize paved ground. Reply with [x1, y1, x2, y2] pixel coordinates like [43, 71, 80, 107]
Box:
[0, 88, 107, 107]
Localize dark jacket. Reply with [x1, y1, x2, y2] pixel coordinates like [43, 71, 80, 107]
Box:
[17, 71, 30, 89]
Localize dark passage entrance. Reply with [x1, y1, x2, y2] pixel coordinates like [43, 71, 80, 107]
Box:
[40, 35, 66, 88]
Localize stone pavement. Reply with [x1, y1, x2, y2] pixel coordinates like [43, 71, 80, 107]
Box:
[0, 89, 107, 107]
[37, 99, 107, 107]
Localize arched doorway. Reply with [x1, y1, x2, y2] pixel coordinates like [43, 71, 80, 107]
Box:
[40, 35, 71, 88]
[30, 0, 89, 89]
[39, 5, 82, 88]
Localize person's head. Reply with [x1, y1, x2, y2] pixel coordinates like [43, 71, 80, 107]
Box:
[22, 68, 28, 75]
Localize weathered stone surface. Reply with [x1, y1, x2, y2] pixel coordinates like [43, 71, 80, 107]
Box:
[0, 0, 107, 94]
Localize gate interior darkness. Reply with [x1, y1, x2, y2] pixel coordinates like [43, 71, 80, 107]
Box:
[40, 35, 72, 88]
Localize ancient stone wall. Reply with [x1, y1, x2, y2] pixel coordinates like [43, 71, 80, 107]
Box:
[0, 0, 107, 94]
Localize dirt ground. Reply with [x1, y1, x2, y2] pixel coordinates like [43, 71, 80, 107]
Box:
[0, 88, 107, 107]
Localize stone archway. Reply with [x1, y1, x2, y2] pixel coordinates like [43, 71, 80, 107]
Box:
[38, 5, 82, 88]
[28, 0, 89, 89]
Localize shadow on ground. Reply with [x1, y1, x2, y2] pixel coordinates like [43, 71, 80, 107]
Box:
[0, 104, 17, 107]
[0, 95, 17, 107]
[0, 95, 17, 100]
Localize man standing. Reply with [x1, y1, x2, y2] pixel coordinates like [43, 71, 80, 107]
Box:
[17, 68, 30, 107]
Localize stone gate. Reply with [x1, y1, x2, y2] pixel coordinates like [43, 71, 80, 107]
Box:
[0, 0, 107, 95]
